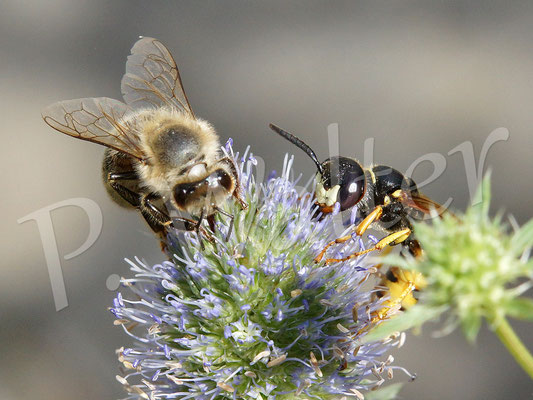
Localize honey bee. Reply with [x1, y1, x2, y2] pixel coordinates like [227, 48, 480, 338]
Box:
[42, 37, 246, 243]
[269, 123, 447, 310]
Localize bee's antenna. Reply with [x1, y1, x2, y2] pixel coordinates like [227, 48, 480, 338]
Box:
[269, 123, 324, 175]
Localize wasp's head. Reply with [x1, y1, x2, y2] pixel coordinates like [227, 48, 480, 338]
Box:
[315, 156, 366, 213]
[269, 124, 366, 215]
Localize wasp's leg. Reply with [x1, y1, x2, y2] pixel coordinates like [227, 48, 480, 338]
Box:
[356, 279, 416, 337]
[314, 205, 384, 263]
[324, 227, 412, 264]
[367, 239, 426, 332]
[376, 239, 424, 309]
[371, 240, 426, 327]
[374, 280, 416, 322]
[356, 267, 419, 337]
[383, 239, 425, 310]
[405, 238, 423, 259]
[382, 266, 426, 308]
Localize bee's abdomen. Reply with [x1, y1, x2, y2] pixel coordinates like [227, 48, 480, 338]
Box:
[102, 149, 142, 209]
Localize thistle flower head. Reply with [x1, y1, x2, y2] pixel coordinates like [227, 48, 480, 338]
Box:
[111, 144, 410, 400]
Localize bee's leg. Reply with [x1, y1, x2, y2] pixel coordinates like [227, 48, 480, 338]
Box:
[108, 181, 142, 208]
[140, 194, 212, 240]
[168, 215, 214, 248]
[213, 206, 234, 241]
[138, 194, 174, 254]
[108, 181, 165, 233]
[108, 171, 138, 181]
[206, 214, 216, 233]
[324, 227, 412, 264]
[233, 190, 248, 210]
[108, 182, 170, 252]
[314, 205, 383, 263]
[219, 156, 248, 209]
[108, 171, 153, 216]
[140, 193, 172, 228]
[196, 210, 206, 250]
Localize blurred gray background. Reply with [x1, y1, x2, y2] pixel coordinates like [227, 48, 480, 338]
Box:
[2, 1, 532, 399]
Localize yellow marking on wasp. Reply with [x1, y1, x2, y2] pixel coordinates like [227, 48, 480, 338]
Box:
[391, 189, 402, 198]
[369, 168, 377, 184]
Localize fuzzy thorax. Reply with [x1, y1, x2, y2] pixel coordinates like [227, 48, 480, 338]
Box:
[130, 108, 220, 196]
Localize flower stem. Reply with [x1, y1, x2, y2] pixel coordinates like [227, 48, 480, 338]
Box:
[492, 317, 533, 379]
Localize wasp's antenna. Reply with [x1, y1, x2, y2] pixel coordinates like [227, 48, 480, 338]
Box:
[269, 123, 324, 175]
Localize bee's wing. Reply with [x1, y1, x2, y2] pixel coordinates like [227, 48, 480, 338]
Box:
[121, 37, 195, 118]
[42, 97, 144, 160]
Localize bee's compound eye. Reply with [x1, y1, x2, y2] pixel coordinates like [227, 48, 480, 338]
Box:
[173, 182, 196, 211]
[337, 159, 365, 211]
[209, 169, 233, 192]
[172, 169, 234, 212]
